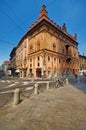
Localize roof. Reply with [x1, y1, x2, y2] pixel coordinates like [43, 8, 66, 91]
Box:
[79, 54, 86, 59]
[29, 5, 78, 42]
[17, 5, 78, 48]
[10, 47, 16, 57]
[4, 61, 10, 65]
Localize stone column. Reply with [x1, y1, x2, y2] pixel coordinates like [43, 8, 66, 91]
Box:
[13, 88, 20, 105]
[46, 82, 49, 90]
[34, 83, 39, 95]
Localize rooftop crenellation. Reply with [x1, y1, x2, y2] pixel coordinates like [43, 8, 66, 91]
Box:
[29, 5, 77, 42]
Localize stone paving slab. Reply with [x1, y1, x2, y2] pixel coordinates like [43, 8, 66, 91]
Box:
[0, 84, 86, 130]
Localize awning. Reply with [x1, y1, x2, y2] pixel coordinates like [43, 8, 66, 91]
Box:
[15, 69, 20, 73]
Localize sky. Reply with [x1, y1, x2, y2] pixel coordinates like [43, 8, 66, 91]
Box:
[0, 0, 86, 66]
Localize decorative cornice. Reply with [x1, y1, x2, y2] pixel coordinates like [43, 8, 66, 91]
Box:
[17, 5, 78, 49]
[29, 5, 78, 44]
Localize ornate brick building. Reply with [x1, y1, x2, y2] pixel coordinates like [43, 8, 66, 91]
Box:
[10, 5, 79, 78]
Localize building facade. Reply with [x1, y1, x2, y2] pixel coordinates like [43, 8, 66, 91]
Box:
[79, 54, 86, 70]
[10, 5, 79, 78]
[16, 38, 28, 77]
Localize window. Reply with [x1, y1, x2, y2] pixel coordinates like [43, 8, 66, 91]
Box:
[48, 56, 50, 62]
[38, 63, 40, 67]
[65, 45, 69, 55]
[53, 43, 56, 52]
[38, 56, 40, 61]
[30, 64, 32, 68]
[54, 57, 56, 62]
[54, 68, 56, 77]
[48, 67, 51, 78]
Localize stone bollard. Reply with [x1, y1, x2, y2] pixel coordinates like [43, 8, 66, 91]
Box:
[13, 88, 20, 105]
[46, 82, 49, 90]
[34, 83, 39, 95]
[65, 78, 69, 85]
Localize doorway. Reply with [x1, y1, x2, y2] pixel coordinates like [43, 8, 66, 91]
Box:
[36, 68, 41, 78]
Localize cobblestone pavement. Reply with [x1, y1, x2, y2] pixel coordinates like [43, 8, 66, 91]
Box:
[0, 83, 86, 130]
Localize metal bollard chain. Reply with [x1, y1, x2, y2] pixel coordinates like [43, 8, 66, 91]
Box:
[21, 89, 33, 98]
[39, 87, 44, 92]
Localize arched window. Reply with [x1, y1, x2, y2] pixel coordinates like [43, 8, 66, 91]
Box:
[54, 57, 56, 62]
[65, 44, 69, 55]
[48, 56, 50, 62]
[53, 43, 56, 52]
[38, 56, 40, 61]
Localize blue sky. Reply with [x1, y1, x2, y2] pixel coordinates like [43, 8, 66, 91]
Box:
[0, 0, 86, 65]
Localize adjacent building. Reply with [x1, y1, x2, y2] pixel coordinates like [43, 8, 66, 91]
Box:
[79, 54, 86, 70]
[1, 61, 11, 76]
[9, 47, 16, 76]
[10, 5, 79, 78]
